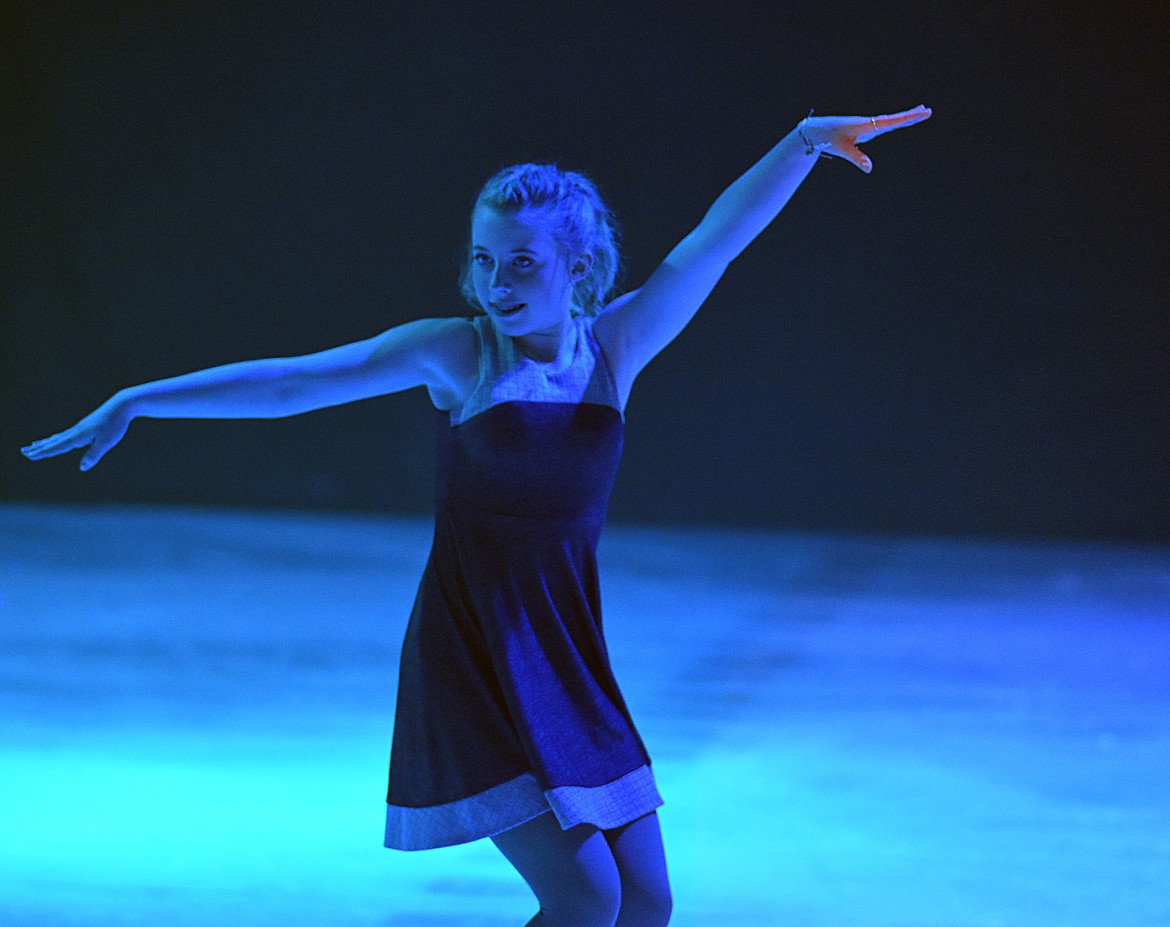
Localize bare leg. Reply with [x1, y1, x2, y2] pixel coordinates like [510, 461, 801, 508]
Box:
[604, 812, 672, 927]
[492, 810, 622, 927]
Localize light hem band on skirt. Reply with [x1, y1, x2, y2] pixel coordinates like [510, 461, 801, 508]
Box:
[385, 764, 662, 851]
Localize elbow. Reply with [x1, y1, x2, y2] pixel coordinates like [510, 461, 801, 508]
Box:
[662, 241, 731, 297]
[667, 229, 735, 280]
[267, 369, 327, 417]
[266, 357, 369, 417]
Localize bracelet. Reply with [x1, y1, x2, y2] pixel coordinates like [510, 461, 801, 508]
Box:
[798, 108, 832, 158]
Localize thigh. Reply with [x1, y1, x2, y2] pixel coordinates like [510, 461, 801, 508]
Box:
[603, 812, 672, 926]
[493, 811, 622, 926]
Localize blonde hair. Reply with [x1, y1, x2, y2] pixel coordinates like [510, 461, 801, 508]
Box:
[460, 163, 622, 317]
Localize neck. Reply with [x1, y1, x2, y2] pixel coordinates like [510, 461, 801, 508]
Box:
[515, 313, 576, 363]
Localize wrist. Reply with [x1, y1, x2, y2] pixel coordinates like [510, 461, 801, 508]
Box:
[114, 385, 147, 420]
[797, 112, 832, 157]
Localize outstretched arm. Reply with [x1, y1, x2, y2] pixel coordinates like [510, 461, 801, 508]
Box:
[21, 316, 476, 471]
[594, 105, 932, 402]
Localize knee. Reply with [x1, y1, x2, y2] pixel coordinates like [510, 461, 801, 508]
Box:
[544, 870, 622, 927]
[545, 881, 621, 927]
[583, 879, 624, 927]
[617, 883, 672, 927]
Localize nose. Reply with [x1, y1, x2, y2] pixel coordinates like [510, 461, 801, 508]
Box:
[487, 258, 517, 290]
[489, 269, 513, 298]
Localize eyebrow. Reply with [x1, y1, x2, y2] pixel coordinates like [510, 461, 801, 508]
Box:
[471, 245, 539, 254]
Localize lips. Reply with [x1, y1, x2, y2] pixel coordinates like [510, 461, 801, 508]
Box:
[494, 302, 525, 317]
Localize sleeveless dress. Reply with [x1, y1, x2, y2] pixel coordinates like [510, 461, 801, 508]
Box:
[384, 312, 663, 851]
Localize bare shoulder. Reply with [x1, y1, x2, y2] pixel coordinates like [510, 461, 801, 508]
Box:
[590, 243, 728, 408]
[395, 315, 478, 359]
[395, 315, 479, 410]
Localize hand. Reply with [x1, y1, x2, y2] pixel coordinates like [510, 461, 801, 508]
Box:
[802, 105, 932, 173]
[21, 394, 135, 471]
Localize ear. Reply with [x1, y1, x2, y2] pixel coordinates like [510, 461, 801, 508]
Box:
[570, 253, 594, 281]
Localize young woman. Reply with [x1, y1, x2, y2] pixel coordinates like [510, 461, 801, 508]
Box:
[23, 105, 932, 927]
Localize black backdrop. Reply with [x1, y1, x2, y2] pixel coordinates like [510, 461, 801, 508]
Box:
[4, 2, 1168, 541]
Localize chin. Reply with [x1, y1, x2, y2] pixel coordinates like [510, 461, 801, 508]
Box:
[487, 308, 527, 329]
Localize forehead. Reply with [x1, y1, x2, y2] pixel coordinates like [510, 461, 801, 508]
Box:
[471, 206, 558, 251]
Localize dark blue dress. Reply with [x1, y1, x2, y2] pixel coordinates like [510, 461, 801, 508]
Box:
[384, 313, 662, 851]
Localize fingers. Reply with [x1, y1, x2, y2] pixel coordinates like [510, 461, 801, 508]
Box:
[21, 432, 84, 461]
[79, 446, 106, 472]
[80, 420, 129, 471]
[22, 400, 129, 470]
[872, 105, 932, 135]
[844, 104, 930, 170]
[840, 144, 873, 173]
[21, 423, 111, 470]
[75, 430, 115, 470]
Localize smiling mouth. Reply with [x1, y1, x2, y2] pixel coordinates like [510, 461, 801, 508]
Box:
[494, 302, 526, 316]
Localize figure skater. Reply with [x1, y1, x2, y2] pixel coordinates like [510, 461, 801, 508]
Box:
[23, 105, 932, 927]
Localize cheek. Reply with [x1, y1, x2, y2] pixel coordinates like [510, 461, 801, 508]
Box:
[470, 267, 492, 300]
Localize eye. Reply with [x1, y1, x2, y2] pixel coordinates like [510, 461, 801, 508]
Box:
[513, 256, 534, 269]
[472, 252, 492, 267]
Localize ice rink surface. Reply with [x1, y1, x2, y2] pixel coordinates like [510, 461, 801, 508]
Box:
[2, 503, 1168, 926]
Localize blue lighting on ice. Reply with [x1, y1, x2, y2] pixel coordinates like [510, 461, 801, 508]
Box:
[2, 504, 1168, 926]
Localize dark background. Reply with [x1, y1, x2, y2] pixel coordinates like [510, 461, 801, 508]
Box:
[3, 2, 1167, 541]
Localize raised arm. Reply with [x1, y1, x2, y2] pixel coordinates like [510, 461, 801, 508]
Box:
[594, 105, 932, 403]
[22, 316, 477, 471]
